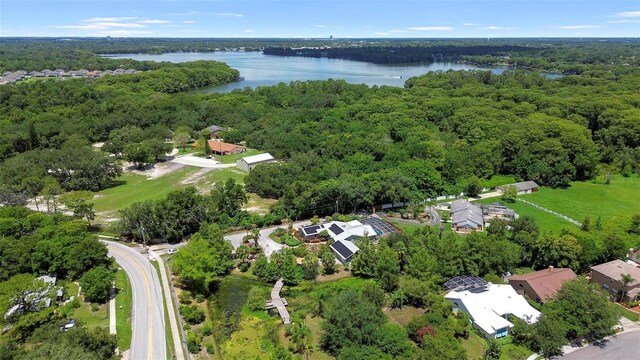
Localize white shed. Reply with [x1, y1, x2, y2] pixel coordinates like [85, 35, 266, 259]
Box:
[236, 153, 275, 172]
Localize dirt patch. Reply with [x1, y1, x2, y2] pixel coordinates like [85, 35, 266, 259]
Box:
[384, 306, 426, 327]
[317, 268, 353, 283]
[124, 161, 186, 179]
[180, 167, 215, 185]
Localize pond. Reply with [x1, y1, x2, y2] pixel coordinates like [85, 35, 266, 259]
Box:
[104, 51, 561, 92]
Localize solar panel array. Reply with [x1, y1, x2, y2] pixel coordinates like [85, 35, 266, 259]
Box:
[361, 217, 397, 236]
[443, 275, 488, 292]
[302, 225, 321, 235]
[329, 223, 344, 235]
[330, 241, 353, 259]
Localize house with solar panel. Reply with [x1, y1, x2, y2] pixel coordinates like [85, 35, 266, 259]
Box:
[298, 215, 397, 263]
[444, 275, 540, 339]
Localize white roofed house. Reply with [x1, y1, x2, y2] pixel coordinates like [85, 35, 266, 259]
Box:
[445, 281, 541, 339]
[299, 216, 397, 263]
[236, 153, 275, 172]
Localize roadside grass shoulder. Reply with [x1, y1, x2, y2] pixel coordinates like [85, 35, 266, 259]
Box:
[151, 259, 176, 359]
[115, 268, 132, 351]
[388, 219, 427, 236]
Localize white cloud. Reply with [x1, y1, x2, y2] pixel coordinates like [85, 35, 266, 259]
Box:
[183, 20, 195, 24]
[462, 22, 475, 26]
[217, 13, 243, 18]
[93, 30, 153, 36]
[92, 22, 146, 28]
[374, 32, 389, 36]
[557, 25, 602, 29]
[315, 25, 327, 28]
[389, 29, 409, 33]
[408, 26, 454, 31]
[607, 19, 636, 23]
[614, 11, 640, 18]
[244, 29, 254, 33]
[478, 26, 512, 30]
[81, 17, 138, 22]
[53, 24, 110, 30]
[138, 19, 170, 24]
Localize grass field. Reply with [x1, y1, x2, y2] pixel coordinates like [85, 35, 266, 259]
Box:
[521, 175, 640, 224]
[92, 166, 247, 217]
[461, 333, 487, 360]
[115, 269, 132, 351]
[388, 219, 428, 235]
[476, 198, 577, 233]
[73, 300, 109, 330]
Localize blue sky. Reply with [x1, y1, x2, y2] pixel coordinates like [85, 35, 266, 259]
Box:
[1, 0, 639, 38]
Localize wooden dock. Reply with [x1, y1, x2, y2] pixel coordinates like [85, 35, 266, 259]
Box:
[265, 278, 291, 324]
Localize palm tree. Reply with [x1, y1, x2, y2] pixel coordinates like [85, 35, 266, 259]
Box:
[250, 227, 261, 249]
[290, 323, 311, 359]
[390, 290, 408, 310]
[620, 274, 635, 302]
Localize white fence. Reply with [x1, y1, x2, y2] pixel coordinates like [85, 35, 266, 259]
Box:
[517, 198, 582, 226]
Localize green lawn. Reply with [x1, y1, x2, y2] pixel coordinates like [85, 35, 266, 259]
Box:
[115, 269, 132, 351]
[93, 167, 197, 212]
[461, 333, 487, 360]
[476, 199, 577, 233]
[520, 175, 640, 224]
[73, 300, 109, 330]
[92, 166, 247, 215]
[388, 219, 427, 236]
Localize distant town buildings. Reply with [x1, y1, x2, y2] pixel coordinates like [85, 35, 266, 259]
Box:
[0, 68, 141, 85]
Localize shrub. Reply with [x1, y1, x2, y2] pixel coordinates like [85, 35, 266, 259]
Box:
[179, 290, 192, 304]
[187, 331, 202, 353]
[80, 266, 115, 303]
[285, 236, 301, 247]
[247, 287, 267, 311]
[180, 304, 206, 324]
[195, 294, 205, 303]
[239, 261, 250, 272]
[204, 342, 215, 354]
[90, 303, 100, 312]
[292, 245, 309, 258]
[201, 323, 213, 336]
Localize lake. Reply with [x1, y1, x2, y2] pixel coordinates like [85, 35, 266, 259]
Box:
[104, 51, 555, 93]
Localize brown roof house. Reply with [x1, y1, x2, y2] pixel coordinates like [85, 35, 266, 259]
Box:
[590, 260, 640, 302]
[509, 268, 577, 303]
[193, 140, 246, 155]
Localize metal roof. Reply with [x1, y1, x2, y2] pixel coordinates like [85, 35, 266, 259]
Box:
[330, 241, 354, 260]
[240, 153, 275, 165]
[443, 275, 488, 292]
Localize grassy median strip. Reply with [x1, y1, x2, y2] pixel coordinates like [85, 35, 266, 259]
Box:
[115, 269, 133, 351]
[151, 259, 177, 359]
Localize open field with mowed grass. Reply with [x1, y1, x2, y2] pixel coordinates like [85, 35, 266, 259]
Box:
[92, 165, 247, 217]
[520, 175, 640, 224]
[476, 198, 577, 233]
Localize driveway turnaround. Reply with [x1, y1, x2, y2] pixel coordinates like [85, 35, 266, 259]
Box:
[558, 330, 640, 360]
[106, 241, 167, 360]
[171, 155, 237, 169]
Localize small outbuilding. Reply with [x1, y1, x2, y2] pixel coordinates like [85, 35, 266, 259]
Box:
[204, 125, 226, 139]
[236, 153, 275, 172]
[496, 181, 540, 195]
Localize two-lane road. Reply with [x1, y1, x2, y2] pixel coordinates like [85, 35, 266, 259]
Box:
[106, 241, 167, 360]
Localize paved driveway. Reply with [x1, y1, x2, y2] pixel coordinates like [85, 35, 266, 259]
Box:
[558, 330, 640, 360]
[171, 155, 237, 169]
